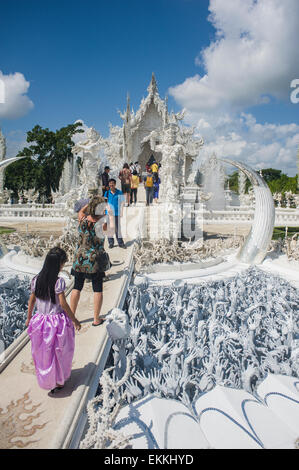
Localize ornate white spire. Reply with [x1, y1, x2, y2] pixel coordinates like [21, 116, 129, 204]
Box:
[147, 72, 158, 95]
[126, 93, 131, 123]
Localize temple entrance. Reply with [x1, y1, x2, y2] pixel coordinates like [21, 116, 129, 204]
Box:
[137, 141, 162, 172]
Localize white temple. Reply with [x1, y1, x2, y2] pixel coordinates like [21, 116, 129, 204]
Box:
[59, 74, 204, 200]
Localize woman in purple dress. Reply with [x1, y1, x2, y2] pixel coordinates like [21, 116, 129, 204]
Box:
[26, 247, 81, 394]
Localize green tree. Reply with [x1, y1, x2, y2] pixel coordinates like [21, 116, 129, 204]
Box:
[227, 171, 238, 192]
[227, 168, 298, 196]
[4, 157, 39, 199]
[4, 122, 84, 201]
[260, 168, 282, 183]
[268, 174, 298, 194]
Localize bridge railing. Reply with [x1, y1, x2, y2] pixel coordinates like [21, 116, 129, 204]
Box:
[0, 203, 298, 226]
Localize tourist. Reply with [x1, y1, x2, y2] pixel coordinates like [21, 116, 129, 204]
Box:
[135, 161, 141, 182]
[105, 178, 126, 248]
[130, 170, 139, 205]
[153, 172, 161, 203]
[151, 160, 158, 174]
[129, 162, 136, 173]
[119, 163, 131, 207]
[144, 168, 154, 206]
[70, 195, 108, 327]
[101, 166, 110, 197]
[26, 247, 81, 394]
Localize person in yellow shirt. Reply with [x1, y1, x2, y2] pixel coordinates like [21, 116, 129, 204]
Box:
[130, 170, 139, 205]
[151, 161, 158, 173]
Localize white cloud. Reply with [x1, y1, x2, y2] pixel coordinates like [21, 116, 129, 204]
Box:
[169, 0, 299, 175]
[193, 112, 299, 176]
[0, 71, 34, 119]
[170, 0, 299, 111]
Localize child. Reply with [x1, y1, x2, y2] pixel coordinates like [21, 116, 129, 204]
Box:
[130, 170, 139, 205]
[26, 247, 81, 394]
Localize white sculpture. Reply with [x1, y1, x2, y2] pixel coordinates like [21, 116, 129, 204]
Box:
[81, 266, 299, 448]
[152, 125, 185, 202]
[79, 361, 133, 449]
[101, 125, 124, 170]
[133, 236, 244, 272]
[221, 159, 275, 265]
[273, 192, 282, 208]
[23, 188, 39, 205]
[106, 308, 131, 341]
[108, 74, 203, 179]
[238, 170, 246, 199]
[285, 191, 294, 208]
[198, 190, 212, 204]
[200, 154, 226, 210]
[71, 127, 103, 190]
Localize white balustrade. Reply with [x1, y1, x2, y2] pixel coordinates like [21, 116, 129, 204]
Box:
[0, 203, 66, 219]
[194, 208, 299, 227]
[0, 203, 298, 226]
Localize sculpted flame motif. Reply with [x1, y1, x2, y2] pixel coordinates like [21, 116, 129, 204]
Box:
[20, 360, 36, 375]
[0, 392, 46, 448]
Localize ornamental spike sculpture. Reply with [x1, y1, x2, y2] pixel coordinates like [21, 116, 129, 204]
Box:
[220, 158, 275, 265]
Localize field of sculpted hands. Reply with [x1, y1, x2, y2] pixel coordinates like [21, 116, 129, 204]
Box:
[112, 267, 299, 404]
[1, 260, 299, 397]
[79, 266, 299, 449]
[1, 230, 299, 450]
[0, 273, 30, 350]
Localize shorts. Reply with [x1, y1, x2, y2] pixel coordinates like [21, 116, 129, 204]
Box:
[72, 271, 104, 293]
[121, 183, 131, 194]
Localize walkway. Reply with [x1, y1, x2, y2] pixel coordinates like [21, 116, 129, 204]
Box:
[0, 191, 145, 449]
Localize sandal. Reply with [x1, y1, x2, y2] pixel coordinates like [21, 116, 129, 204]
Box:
[92, 318, 105, 326]
[50, 385, 64, 394]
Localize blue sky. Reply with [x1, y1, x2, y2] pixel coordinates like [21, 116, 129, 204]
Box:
[0, 0, 298, 175]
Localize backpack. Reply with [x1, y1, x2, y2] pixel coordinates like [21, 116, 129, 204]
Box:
[145, 175, 153, 187]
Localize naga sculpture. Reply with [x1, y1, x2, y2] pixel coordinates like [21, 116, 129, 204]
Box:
[221, 158, 275, 265]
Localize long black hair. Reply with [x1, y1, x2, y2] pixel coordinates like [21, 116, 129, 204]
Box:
[35, 247, 67, 304]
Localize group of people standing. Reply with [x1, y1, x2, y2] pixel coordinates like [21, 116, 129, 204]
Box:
[25, 158, 161, 396]
[25, 190, 123, 394]
[101, 158, 161, 208]
[143, 160, 161, 206]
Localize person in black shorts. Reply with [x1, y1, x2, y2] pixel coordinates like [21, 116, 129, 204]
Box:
[70, 195, 108, 326]
[101, 166, 110, 197]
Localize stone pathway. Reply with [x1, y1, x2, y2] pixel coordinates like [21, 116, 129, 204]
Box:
[0, 194, 145, 449]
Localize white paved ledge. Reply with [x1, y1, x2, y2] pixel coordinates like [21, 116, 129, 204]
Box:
[0, 208, 142, 449]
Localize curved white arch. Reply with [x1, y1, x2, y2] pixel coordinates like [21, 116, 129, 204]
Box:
[220, 158, 275, 265]
[0, 156, 27, 170]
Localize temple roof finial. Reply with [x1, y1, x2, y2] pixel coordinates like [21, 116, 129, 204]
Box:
[147, 72, 158, 94]
[125, 92, 131, 123]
